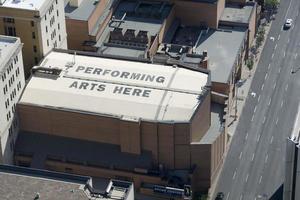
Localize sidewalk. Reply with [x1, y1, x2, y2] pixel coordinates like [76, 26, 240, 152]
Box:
[208, 21, 272, 199]
[227, 22, 272, 138]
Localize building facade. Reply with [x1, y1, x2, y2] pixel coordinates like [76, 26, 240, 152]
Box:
[14, 50, 226, 199]
[0, 0, 67, 77]
[284, 104, 300, 200]
[0, 35, 25, 164]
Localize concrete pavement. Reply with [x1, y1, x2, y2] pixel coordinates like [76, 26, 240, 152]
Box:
[213, 0, 300, 199]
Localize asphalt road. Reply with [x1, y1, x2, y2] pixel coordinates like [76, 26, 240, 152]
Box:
[214, 0, 300, 199]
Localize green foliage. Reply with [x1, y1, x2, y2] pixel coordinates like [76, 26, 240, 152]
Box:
[265, 0, 279, 10]
[256, 27, 265, 48]
[246, 58, 254, 71]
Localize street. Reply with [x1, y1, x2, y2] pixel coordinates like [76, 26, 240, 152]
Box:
[214, 0, 300, 199]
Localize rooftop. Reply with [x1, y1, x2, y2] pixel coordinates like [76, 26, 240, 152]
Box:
[65, 0, 98, 21]
[20, 51, 209, 122]
[196, 27, 246, 83]
[0, 164, 134, 200]
[0, 0, 47, 10]
[0, 35, 20, 71]
[220, 3, 255, 24]
[97, 0, 172, 58]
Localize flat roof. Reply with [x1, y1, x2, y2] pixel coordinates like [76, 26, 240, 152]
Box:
[220, 4, 254, 24]
[65, 0, 97, 21]
[0, 35, 19, 71]
[96, 0, 172, 58]
[20, 51, 209, 122]
[1, 0, 47, 10]
[99, 46, 146, 58]
[0, 164, 133, 200]
[196, 27, 246, 83]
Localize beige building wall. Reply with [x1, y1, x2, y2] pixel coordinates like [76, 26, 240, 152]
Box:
[0, 10, 40, 77]
[0, 0, 67, 77]
[66, 19, 90, 50]
[174, 0, 225, 28]
[248, 3, 257, 47]
[17, 91, 218, 192]
[120, 120, 141, 155]
[190, 92, 211, 142]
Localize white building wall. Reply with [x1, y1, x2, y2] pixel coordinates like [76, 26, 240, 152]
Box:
[0, 37, 25, 164]
[39, 0, 68, 56]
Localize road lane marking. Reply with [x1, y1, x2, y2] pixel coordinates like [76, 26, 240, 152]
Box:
[254, 106, 257, 113]
[279, 67, 281, 73]
[265, 73, 268, 80]
[245, 174, 249, 183]
[284, 0, 293, 20]
[259, 176, 262, 184]
[268, 98, 271, 106]
[233, 170, 237, 179]
[240, 194, 243, 200]
[239, 151, 243, 159]
[283, 51, 286, 57]
[278, 34, 280, 40]
[268, 63, 271, 69]
[276, 118, 279, 125]
[285, 84, 288, 91]
[257, 134, 261, 142]
[270, 136, 274, 144]
[258, 95, 261, 102]
[261, 84, 264, 90]
[288, 38, 290, 43]
[245, 132, 248, 140]
[252, 153, 255, 161]
[295, 53, 298, 59]
[273, 82, 277, 89]
[251, 114, 255, 122]
[226, 193, 230, 200]
[274, 44, 277, 50]
[263, 116, 266, 124]
[272, 53, 275, 58]
[265, 154, 269, 163]
[281, 100, 284, 108]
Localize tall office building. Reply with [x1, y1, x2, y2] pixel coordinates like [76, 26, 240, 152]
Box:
[0, 35, 25, 164]
[0, 0, 67, 77]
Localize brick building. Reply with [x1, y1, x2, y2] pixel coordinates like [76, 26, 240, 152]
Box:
[14, 50, 226, 198]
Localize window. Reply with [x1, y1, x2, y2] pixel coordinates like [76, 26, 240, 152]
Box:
[58, 23, 60, 30]
[56, 0, 58, 4]
[4, 26, 16, 36]
[47, 39, 49, 46]
[45, 15, 47, 21]
[31, 21, 34, 27]
[46, 26, 48, 33]
[33, 45, 37, 53]
[57, 10, 59, 17]
[34, 57, 38, 65]
[32, 32, 36, 39]
[3, 18, 15, 23]
[59, 34, 61, 42]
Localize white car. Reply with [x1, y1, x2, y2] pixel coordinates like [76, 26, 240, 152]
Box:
[284, 19, 293, 28]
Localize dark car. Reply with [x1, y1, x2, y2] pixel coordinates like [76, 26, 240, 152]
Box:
[215, 192, 225, 200]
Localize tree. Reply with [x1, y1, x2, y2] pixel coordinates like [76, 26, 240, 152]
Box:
[265, 0, 279, 10]
[256, 27, 265, 49]
[246, 57, 254, 77]
[265, 0, 279, 19]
